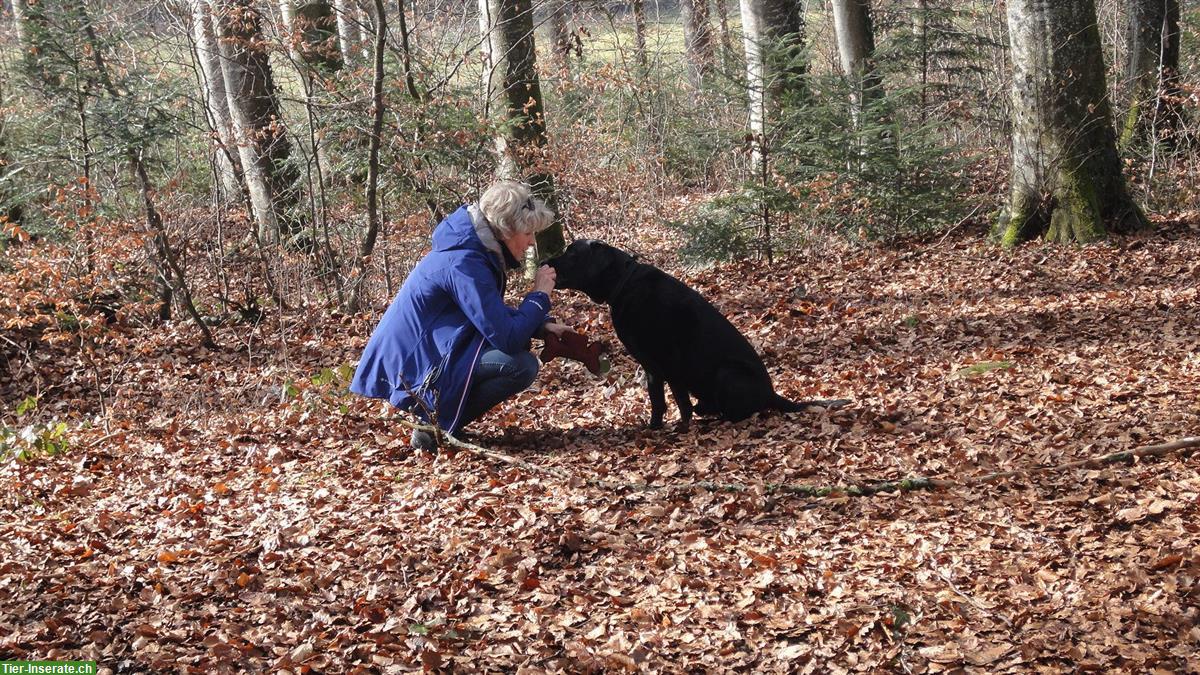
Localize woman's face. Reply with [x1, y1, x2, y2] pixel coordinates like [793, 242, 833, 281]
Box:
[503, 230, 535, 261]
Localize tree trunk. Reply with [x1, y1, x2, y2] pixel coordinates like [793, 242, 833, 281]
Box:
[133, 155, 217, 348]
[10, 0, 27, 56]
[631, 0, 648, 72]
[830, 0, 882, 117]
[213, 0, 306, 247]
[292, 1, 345, 70]
[547, 0, 573, 72]
[277, 0, 299, 59]
[996, 0, 1147, 246]
[679, 0, 714, 88]
[346, 0, 387, 313]
[189, 0, 245, 202]
[279, 0, 295, 28]
[333, 0, 357, 65]
[356, 0, 374, 46]
[0, 57, 21, 226]
[478, 0, 564, 255]
[1121, 0, 1181, 147]
[712, 0, 735, 67]
[738, 0, 806, 166]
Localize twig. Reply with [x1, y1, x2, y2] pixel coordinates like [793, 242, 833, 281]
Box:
[930, 565, 1014, 629]
[86, 430, 127, 449]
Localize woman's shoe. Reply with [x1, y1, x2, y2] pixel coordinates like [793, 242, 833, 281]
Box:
[410, 429, 437, 452]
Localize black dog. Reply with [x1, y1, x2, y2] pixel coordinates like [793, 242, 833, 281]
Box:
[545, 240, 847, 430]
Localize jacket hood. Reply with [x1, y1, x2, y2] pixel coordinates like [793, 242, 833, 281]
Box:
[431, 205, 521, 270]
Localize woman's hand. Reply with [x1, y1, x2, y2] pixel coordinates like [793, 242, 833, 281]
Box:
[534, 265, 556, 294]
[542, 321, 571, 337]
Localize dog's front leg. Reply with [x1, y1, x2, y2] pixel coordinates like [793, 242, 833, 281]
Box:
[645, 370, 667, 429]
[668, 381, 692, 432]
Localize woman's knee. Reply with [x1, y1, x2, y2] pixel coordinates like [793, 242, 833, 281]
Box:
[513, 350, 540, 389]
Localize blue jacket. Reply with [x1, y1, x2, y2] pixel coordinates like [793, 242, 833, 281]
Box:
[350, 205, 551, 432]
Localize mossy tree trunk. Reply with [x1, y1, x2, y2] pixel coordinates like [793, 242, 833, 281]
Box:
[1121, 0, 1181, 148]
[478, 0, 564, 255]
[996, 0, 1147, 246]
[289, 1, 345, 71]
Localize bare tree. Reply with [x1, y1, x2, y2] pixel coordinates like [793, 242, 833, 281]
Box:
[189, 0, 244, 202]
[631, 0, 648, 72]
[712, 0, 736, 66]
[347, 0, 387, 312]
[478, 0, 564, 255]
[333, 0, 358, 65]
[213, 0, 306, 246]
[996, 0, 1146, 245]
[1121, 0, 1182, 147]
[680, 0, 715, 88]
[547, 0, 575, 72]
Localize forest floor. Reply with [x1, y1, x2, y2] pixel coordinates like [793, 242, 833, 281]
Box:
[2, 217, 1199, 673]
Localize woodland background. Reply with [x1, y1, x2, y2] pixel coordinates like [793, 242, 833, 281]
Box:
[1, 0, 1199, 672]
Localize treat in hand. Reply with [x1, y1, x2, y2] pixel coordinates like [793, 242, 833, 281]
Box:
[540, 329, 610, 375]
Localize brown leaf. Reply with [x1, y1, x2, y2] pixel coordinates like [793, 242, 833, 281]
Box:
[1150, 554, 1183, 571]
[965, 643, 1012, 666]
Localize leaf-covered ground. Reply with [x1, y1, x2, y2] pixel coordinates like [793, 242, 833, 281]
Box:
[2, 221, 1199, 673]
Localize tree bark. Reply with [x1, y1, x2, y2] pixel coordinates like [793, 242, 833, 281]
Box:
[346, 0, 387, 313]
[277, 0, 299, 59]
[356, 0, 375, 46]
[738, 0, 806, 166]
[679, 0, 714, 88]
[189, 0, 245, 202]
[10, 0, 27, 56]
[712, 0, 735, 66]
[547, 0, 573, 72]
[1121, 0, 1181, 147]
[996, 0, 1147, 246]
[631, 0, 648, 73]
[478, 0, 564, 255]
[830, 0, 882, 116]
[213, 0, 306, 246]
[291, 1, 345, 70]
[332, 0, 357, 65]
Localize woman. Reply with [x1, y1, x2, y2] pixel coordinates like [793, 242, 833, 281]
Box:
[350, 180, 569, 451]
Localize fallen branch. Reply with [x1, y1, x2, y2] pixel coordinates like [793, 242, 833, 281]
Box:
[395, 420, 1199, 502]
[394, 418, 573, 481]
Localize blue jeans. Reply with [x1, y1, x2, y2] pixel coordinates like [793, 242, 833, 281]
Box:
[457, 349, 540, 429]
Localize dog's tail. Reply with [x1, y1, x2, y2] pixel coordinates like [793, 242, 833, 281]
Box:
[772, 394, 851, 413]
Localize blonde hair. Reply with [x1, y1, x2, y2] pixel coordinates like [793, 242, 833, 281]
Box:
[479, 180, 554, 240]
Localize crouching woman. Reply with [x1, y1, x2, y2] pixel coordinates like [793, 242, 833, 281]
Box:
[350, 181, 569, 450]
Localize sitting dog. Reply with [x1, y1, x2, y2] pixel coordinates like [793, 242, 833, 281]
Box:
[545, 239, 848, 429]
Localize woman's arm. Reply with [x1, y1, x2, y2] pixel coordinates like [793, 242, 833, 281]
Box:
[448, 254, 551, 353]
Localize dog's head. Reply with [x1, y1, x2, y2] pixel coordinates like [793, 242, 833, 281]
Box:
[544, 239, 635, 303]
